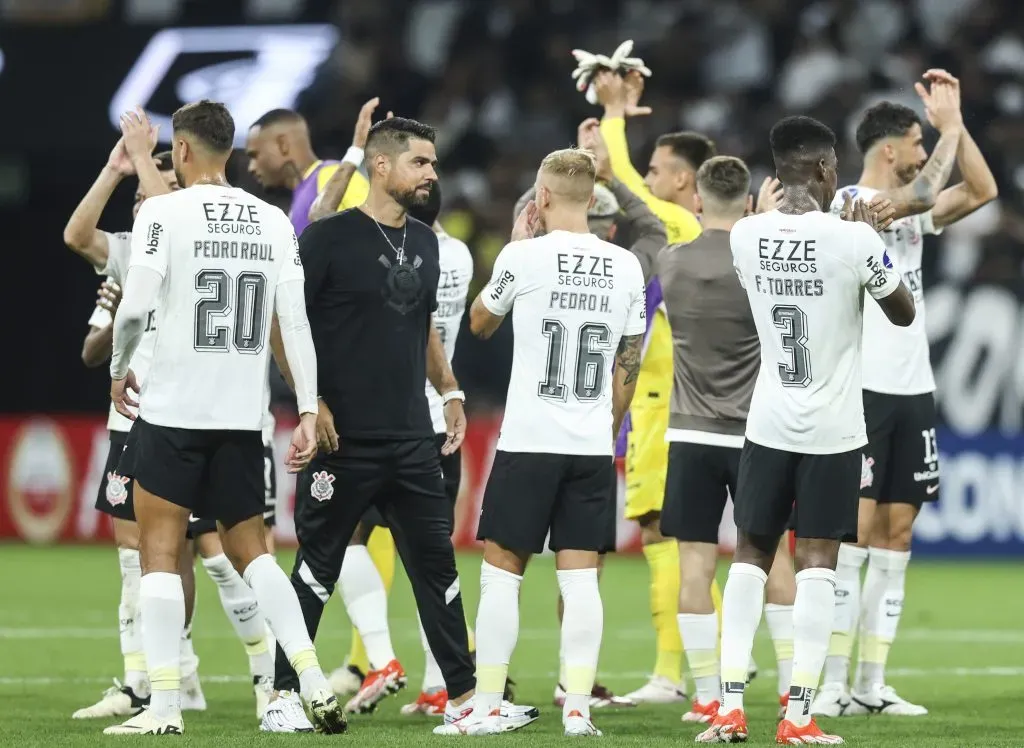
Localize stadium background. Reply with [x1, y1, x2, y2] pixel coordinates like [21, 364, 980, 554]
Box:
[0, 0, 1022, 558]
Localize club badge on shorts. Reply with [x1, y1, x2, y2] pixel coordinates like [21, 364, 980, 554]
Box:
[310, 470, 336, 502]
[860, 455, 875, 490]
[106, 472, 130, 506]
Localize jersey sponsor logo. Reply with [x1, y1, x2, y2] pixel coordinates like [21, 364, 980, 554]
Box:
[865, 255, 891, 288]
[757, 238, 817, 274]
[109, 25, 338, 148]
[489, 269, 515, 302]
[556, 253, 616, 289]
[926, 483, 939, 495]
[105, 472, 131, 506]
[310, 470, 336, 502]
[145, 222, 163, 255]
[860, 455, 875, 489]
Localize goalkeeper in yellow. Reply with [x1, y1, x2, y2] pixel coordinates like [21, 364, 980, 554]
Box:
[588, 67, 717, 704]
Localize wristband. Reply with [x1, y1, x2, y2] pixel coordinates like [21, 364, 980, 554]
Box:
[441, 389, 465, 405]
[342, 146, 365, 167]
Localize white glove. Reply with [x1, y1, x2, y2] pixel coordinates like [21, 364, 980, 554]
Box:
[571, 40, 652, 105]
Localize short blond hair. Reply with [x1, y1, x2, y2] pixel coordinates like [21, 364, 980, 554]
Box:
[538, 148, 597, 203]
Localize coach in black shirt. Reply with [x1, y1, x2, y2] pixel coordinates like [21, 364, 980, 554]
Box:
[269, 118, 476, 728]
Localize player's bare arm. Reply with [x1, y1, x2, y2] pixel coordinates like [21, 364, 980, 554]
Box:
[62, 143, 130, 268]
[120, 107, 166, 200]
[876, 281, 916, 327]
[426, 323, 466, 454]
[308, 97, 383, 222]
[839, 193, 896, 233]
[921, 72, 999, 228]
[883, 78, 963, 220]
[612, 332, 643, 438]
[469, 295, 504, 340]
[81, 280, 122, 367]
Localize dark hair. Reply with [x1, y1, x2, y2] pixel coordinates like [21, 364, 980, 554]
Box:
[154, 151, 173, 172]
[250, 108, 304, 129]
[696, 156, 751, 202]
[855, 102, 921, 154]
[407, 181, 443, 226]
[770, 116, 836, 181]
[172, 100, 235, 154]
[654, 131, 717, 171]
[366, 117, 436, 158]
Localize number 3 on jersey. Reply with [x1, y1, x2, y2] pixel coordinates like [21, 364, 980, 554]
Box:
[194, 269, 268, 353]
[538, 319, 611, 402]
[772, 304, 811, 387]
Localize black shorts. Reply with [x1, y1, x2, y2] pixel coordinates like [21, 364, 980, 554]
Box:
[187, 443, 278, 538]
[361, 434, 460, 530]
[861, 390, 940, 507]
[477, 451, 615, 554]
[96, 431, 134, 521]
[661, 441, 741, 544]
[733, 440, 860, 543]
[119, 417, 265, 530]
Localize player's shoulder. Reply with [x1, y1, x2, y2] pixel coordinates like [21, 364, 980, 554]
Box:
[407, 216, 439, 245]
[437, 231, 473, 265]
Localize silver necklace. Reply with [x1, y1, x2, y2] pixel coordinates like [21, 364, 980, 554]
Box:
[369, 209, 407, 265]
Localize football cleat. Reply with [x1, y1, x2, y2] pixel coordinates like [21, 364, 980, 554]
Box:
[433, 702, 504, 736]
[846, 684, 927, 716]
[259, 690, 314, 733]
[180, 671, 206, 711]
[308, 688, 348, 733]
[809, 682, 851, 718]
[775, 718, 844, 744]
[72, 679, 148, 719]
[682, 698, 721, 723]
[622, 675, 688, 704]
[501, 700, 540, 731]
[102, 710, 184, 735]
[778, 693, 790, 721]
[564, 709, 602, 736]
[401, 689, 448, 716]
[695, 708, 749, 743]
[344, 659, 407, 714]
[553, 682, 636, 708]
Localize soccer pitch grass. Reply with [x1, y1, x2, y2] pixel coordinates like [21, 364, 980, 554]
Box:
[2, 545, 1022, 746]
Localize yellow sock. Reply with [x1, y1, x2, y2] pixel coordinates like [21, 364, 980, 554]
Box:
[290, 647, 320, 677]
[711, 577, 723, 657]
[859, 633, 888, 666]
[466, 622, 476, 653]
[477, 664, 509, 694]
[347, 529, 397, 673]
[643, 540, 683, 682]
[565, 664, 597, 695]
[124, 652, 146, 673]
[828, 629, 855, 658]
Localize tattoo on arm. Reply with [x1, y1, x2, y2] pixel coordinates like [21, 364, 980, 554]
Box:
[615, 334, 643, 385]
[891, 129, 961, 216]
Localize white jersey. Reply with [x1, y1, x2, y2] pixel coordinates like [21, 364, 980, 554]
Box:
[481, 230, 647, 455]
[128, 185, 303, 430]
[830, 186, 941, 395]
[730, 210, 901, 454]
[425, 231, 473, 434]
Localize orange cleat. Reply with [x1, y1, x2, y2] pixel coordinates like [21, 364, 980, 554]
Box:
[776, 718, 844, 744]
[778, 693, 789, 720]
[344, 659, 407, 714]
[400, 689, 448, 716]
[682, 698, 721, 723]
[695, 708, 748, 743]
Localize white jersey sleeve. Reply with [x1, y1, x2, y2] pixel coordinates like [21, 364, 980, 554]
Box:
[426, 233, 474, 434]
[830, 185, 936, 395]
[495, 230, 645, 456]
[128, 202, 171, 277]
[96, 231, 132, 283]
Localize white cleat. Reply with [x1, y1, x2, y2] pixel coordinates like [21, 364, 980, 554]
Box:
[810, 682, 852, 718]
[260, 690, 314, 733]
[72, 679, 149, 719]
[103, 709, 184, 735]
[501, 700, 540, 731]
[253, 675, 274, 720]
[180, 672, 206, 711]
[564, 710, 602, 736]
[622, 675, 688, 704]
[328, 659, 364, 698]
[847, 684, 927, 716]
[433, 701, 504, 735]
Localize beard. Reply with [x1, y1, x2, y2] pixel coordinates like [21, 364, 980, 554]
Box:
[895, 163, 919, 186]
[173, 167, 186, 188]
[388, 183, 431, 211]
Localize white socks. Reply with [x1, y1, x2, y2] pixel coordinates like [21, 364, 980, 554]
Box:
[475, 561, 523, 716]
[339, 545, 396, 670]
[179, 620, 199, 680]
[823, 544, 867, 686]
[242, 553, 327, 698]
[857, 548, 910, 691]
[764, 603, 794, 698]
[140, 572, 185, 719]
[719, 563, 767, 714]
[417, 614, 445, 692]
[201, 553, 274, 680]
[557, 568, 603, 721]
[677, 613, 719, 704]
[785, 568, 836, 728]
[117, 548, 148, 696]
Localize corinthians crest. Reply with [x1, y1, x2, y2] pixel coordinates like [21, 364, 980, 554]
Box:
[310, 470, 335, 502]
[379, 254, 424, 314]
[106, 471, 130, 506]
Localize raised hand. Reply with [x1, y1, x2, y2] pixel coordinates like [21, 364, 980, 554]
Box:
[914, 76, 962, 134]
[623, 70, 652, 117]
[119, 107, 159, 163]
[756, 177, 784, 214]
[577, 118, 613, 181]
[511, 200, 540, 241]
[352, 97, 380, 149]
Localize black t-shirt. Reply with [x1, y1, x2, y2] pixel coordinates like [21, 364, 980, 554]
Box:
[300, 208, 440, 440]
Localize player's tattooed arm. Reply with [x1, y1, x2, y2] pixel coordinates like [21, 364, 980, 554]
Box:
[612, 333, 643, 437]
[309, 162, 357, 223]
[885, 127, 960, 220]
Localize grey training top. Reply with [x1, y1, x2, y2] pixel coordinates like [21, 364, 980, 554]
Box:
[657, 228, 759, 438]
